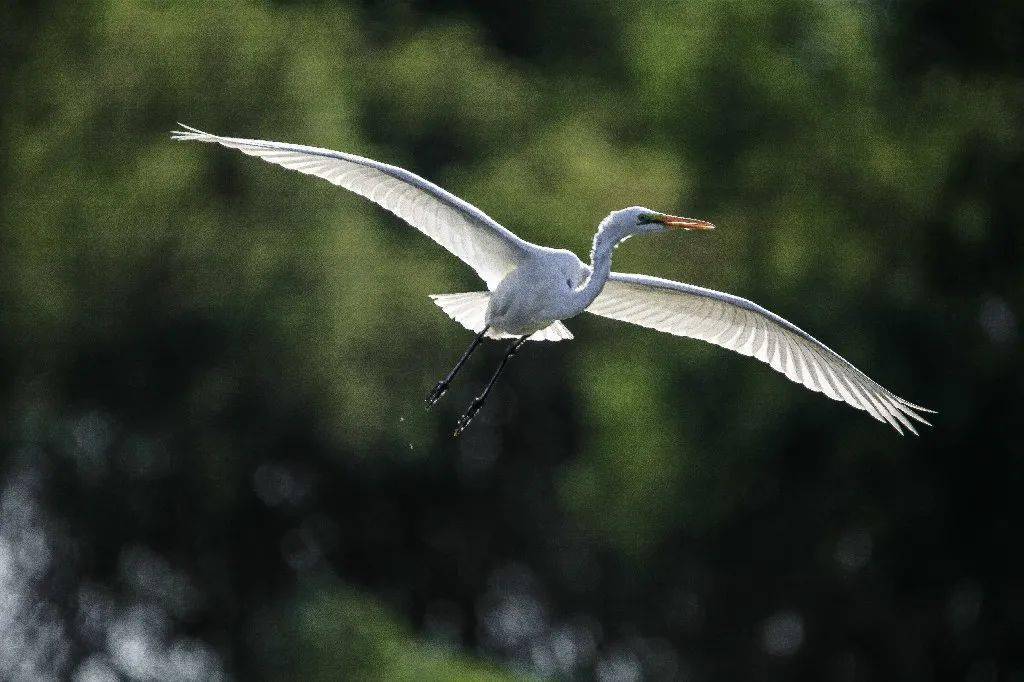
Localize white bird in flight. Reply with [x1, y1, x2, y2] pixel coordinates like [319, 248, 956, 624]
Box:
[172, 124, 933, 436]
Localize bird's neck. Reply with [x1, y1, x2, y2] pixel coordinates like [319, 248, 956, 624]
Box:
[574, 226, 621, 309]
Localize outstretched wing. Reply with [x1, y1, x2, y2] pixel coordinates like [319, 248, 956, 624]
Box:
[171, 124, 534, 290]
[587, 272, 933, 434]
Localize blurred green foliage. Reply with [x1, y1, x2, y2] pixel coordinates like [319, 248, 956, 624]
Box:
[1, 0, 1021, 679]
[258, 583, 518, 681]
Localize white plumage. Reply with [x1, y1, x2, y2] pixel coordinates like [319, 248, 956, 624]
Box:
[430, 293, 573, 342]
[172, 124, 527, 290]
[588, 274, 929, 433]
[173, 124, 932, 434]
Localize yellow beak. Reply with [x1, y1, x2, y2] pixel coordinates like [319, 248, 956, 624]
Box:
[658, 213, 716, 231]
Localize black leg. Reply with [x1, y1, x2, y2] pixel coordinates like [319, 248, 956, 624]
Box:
[427, 327, 489, 406]
[453, 336, 528, 437]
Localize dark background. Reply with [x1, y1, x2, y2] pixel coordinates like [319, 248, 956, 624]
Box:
[1, 1, 1021, 679]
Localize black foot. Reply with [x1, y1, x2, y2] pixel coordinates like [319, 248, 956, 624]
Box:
[426, 380, 448, 406]
[453, 397, 485, 437]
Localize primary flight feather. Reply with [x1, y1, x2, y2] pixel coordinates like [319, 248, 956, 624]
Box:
[172, 124, 933, 435]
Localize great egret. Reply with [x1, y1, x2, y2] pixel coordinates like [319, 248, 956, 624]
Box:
[172, 125, 933, 436]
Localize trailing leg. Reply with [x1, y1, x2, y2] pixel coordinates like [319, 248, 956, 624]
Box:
[453, 336, 528, 437]
[427, 327, 489, 406]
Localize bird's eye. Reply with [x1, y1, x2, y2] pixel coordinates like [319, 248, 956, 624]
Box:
[566, 278, 573, 287]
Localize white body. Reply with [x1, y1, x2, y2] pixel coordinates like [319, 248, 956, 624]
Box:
[172, 125, 933, 434]
[486, 248, 587, 335]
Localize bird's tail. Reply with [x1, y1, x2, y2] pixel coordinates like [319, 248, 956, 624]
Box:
[429, 293, 572, 342]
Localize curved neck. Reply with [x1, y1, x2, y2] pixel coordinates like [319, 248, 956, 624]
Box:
[573, 225, 623, 309]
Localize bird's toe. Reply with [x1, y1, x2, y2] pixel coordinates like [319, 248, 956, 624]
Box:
[426, 381, 448, 406]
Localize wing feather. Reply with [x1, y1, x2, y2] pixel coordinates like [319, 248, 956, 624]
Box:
[586, 272, 933, 433]
[171, 124, 534, 289]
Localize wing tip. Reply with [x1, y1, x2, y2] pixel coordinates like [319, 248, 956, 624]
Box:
[878, 395, 933, 435]
[896, 397, 937, 415]
[170, 122, 215, 142]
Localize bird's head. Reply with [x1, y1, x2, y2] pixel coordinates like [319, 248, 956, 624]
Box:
[591, 206, 716, 263]
[604, 206, 716, 239]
